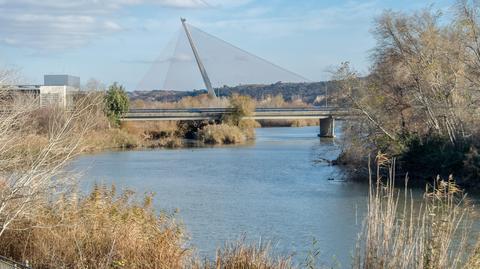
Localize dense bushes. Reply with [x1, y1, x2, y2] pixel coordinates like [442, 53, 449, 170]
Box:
[399, 135, 480, 188]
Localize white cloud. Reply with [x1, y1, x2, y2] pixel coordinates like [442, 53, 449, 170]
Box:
[0, 0, 217, 50]
[199, 1, 378, 37]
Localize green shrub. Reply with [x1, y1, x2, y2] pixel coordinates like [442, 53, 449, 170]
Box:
[399, 135, 480, 187]
[104, 82, 129, 126]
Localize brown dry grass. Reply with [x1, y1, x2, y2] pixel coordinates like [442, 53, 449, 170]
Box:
[465, 242, 480, 269]
[354, 155, 478, 269]
[0, 185, 189, 269]
[197, 239, 294, 269]
[131, 94, 230, 109]
[199, 124, 246, 144]
[256, 94, 310, 108]
[131, 93, 311, 110]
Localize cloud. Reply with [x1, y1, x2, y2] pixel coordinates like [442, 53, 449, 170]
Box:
[198, 1, 378, 37]
[0, 0, 214, 50]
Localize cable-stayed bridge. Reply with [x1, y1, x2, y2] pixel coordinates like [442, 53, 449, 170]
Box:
[137, 18, 309, 94]
[127, 19, 349, 137]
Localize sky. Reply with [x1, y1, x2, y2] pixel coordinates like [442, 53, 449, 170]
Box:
[0, 0, 455, 90]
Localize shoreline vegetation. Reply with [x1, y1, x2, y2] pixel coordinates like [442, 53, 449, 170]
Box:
[330, 2, 480, 191]
[88, 91, 319, 151]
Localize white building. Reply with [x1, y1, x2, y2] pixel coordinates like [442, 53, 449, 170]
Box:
[7, 75, 81, 108]
[40, 75, 80, 108]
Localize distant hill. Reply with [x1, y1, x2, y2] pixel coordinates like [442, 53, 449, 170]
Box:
[128, 81, 343, 106]
[128, 89, 207, 103]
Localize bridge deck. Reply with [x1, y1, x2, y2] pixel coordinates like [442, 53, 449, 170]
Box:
[123, 107, 352, 121]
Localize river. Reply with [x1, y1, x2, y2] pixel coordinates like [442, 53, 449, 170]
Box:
[71, 126, 373, 266]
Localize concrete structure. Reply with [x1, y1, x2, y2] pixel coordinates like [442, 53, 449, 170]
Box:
[39, 86, 68, 107]
[6, 75, 81, 108]
[123, 107, 349, 137]
[40, 75, 81, 107]
[319, 116, 335, 138]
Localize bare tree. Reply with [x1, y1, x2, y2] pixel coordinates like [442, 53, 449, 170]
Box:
[83, 78, 106, 92]
[0, 69, 101, 236]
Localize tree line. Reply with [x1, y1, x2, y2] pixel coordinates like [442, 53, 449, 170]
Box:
[335, 0, 480, 189]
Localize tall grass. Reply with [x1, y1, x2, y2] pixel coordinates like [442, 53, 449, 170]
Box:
[1, 163, 479, 268]
[199, 124, 246, 144]
[130, 93, 310, 110]
[353, 155, 478, 269]
[131, 94, 230, 109]
[256, 94, 310, 108]
[0, 186, 189, 269]
[198, 239, 294, 269]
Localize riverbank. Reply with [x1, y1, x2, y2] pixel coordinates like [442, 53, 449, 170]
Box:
[3, 155, 480, 268]
[82, 118, 319, 152]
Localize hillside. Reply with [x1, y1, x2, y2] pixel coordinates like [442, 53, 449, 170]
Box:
[128, 81, 343, 106]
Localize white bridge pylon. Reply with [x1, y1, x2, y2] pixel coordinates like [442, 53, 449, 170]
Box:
[137, 18, 310, 95]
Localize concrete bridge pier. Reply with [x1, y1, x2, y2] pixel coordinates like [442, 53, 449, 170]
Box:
[318, 117, 335, 138]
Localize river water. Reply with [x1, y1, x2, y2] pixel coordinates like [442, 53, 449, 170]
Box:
[71, 126, 373, 266]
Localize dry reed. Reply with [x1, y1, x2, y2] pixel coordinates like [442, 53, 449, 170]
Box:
[0, 185, 189, 269]
[353, 154, 477, 269]
[197, 239, 294, 269]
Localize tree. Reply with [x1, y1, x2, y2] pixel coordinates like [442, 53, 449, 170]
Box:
[104, 82, 129, 126]
[337, 5, 480, 185]
[83, 78, 105, 92]
[0, 68, 99, 236]
[223, 94, 255, 126]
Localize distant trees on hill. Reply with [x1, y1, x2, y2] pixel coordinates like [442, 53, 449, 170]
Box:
[128, 81, 350, 107]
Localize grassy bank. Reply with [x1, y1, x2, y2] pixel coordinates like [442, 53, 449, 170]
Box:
[1, 158, 479, 268]
[73, 93, 261, 151]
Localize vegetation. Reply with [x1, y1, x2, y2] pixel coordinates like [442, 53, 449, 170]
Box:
[2, 152, 479, 268]
[105, 82, 129, 126]
[199, 124, 247, 144]
[1, 78, 479, 267]
[200, 239, 294, 269]
[0, 91, 98, 238]
[354, 156, 477, 269]
[131, 93, 315, 128]
[0, 186, 188, 269]
[335, 2, 480, 189]
[128, 82, 339, 106]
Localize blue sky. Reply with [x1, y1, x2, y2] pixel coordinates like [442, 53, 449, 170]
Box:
[0, 0, 454, 90]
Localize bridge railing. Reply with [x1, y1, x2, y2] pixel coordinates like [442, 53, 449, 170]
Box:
[127, 107, 348, 113]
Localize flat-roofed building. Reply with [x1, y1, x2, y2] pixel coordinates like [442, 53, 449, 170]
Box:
[4, 74, 81, 108]
[40, 74, 81, 107]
